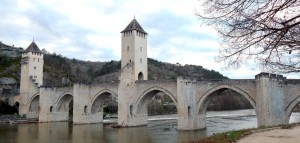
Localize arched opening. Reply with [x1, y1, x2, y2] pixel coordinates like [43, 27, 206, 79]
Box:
[56, 94, 73, 121]
[288, 103, 300, 123]
[29, 95, 40, 112]
[138, 72, 144, 80]
[91, 92, 117, 119]
[286, 97, 300, 124]
[136, 89, 177, 124]
[198, 88, 257, 133]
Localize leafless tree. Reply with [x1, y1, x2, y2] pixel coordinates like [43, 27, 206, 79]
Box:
[197, 0, 300, 73]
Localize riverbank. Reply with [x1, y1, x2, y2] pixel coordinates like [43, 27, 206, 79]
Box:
[195, 124, 300, 143]
[0, 114, 38, 124]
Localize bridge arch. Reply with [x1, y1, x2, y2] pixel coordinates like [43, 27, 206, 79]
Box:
[55, 92, 73, 112]
[285, 95, 300, 122]
[28, 94, 40, 112]
[135, 86, 177, 114]
[197, 85, 256, 114]
[90, 89, 118, 114]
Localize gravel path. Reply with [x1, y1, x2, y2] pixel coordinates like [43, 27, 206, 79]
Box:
[238, 126, 300, 143]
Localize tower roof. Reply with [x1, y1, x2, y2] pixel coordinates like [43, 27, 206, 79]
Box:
[121, 18, 147, 34]
[25, 41, 42, 53]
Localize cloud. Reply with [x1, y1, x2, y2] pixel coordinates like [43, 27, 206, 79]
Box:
[2, 0, 293, 79]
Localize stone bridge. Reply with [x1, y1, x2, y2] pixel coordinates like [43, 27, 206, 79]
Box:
[17, 72, 300, 130]
[15, 18, 300, 130]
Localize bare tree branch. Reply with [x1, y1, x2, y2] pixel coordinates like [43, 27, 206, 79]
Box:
[196, 0, 300, 73]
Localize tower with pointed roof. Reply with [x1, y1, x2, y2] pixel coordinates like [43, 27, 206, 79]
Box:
[19, 41, 44, 116]
[120, 18, 148, 83]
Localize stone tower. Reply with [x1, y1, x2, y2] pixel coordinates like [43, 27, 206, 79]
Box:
[19, 41, 44, 116]
[118, 18, 148, 126]
[120, 18, 148, 84]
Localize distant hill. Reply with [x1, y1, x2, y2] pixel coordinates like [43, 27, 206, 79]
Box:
[0, 51, 227, 89]
[43, 53, 227, 86]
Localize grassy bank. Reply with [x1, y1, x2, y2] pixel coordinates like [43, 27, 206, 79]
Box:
[192, 124, 297, 143]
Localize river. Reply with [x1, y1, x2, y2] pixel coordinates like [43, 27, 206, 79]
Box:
[0, 109, 300, 143]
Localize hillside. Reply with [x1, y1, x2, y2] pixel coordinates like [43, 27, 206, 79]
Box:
[0, 52, 227, 89]
[42, 53, 227, 86]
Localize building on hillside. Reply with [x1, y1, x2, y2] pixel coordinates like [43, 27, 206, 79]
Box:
[0, 41, 24, 58]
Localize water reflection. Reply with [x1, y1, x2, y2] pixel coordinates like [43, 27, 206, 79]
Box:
[1, 110, 299, 143]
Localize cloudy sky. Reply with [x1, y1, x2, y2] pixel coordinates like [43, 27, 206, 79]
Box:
[0, 0, 280, 79]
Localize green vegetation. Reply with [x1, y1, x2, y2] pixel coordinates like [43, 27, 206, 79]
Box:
[42, 53, 227, 86]
[0, 52, 246, 114]
[194, 129, 250, 143]
[103, 104, 118, 118]
[94, 61, 121, 77]
[147, 94, 177, 115]
[193, 123, 300, 143]
[148, 58, 227, 80]
[207, 89, 252, 111]
[0, 56, 21, 71]
[0, 56, 21, 82]
[0, 100, 18, 115]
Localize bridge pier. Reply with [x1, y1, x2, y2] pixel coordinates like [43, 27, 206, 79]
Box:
[177, 77, 205, 130]
[73, 84, 104, 124]
[255, 73, 287, 127]
[39, 87, 74, 122]
[39, 87, 67, 122]
[118, 83, 148, 127]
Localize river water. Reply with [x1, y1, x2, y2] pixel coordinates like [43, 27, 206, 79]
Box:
[1, 109, 300, 143]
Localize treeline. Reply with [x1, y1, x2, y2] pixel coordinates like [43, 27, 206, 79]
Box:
[147, 94, 177, 115]
[0, 100, 18, 114]
[0, 56, 21, 82]
[207, 89, 252, 111]
[42, 53, 227, 86]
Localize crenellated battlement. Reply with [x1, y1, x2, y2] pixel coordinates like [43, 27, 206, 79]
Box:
[255, 72, 286, 81]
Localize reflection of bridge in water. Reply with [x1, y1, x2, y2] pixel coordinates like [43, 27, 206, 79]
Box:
[14, 18, 300, 130]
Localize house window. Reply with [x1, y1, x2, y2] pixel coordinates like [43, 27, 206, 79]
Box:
[34, 67, 36, 70]
[140, 47, 142, 52]
[140, 58, 142, 63]
[127, 46, 129, 51]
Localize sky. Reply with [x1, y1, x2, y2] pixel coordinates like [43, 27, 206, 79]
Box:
[0, 0, 292, 79]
